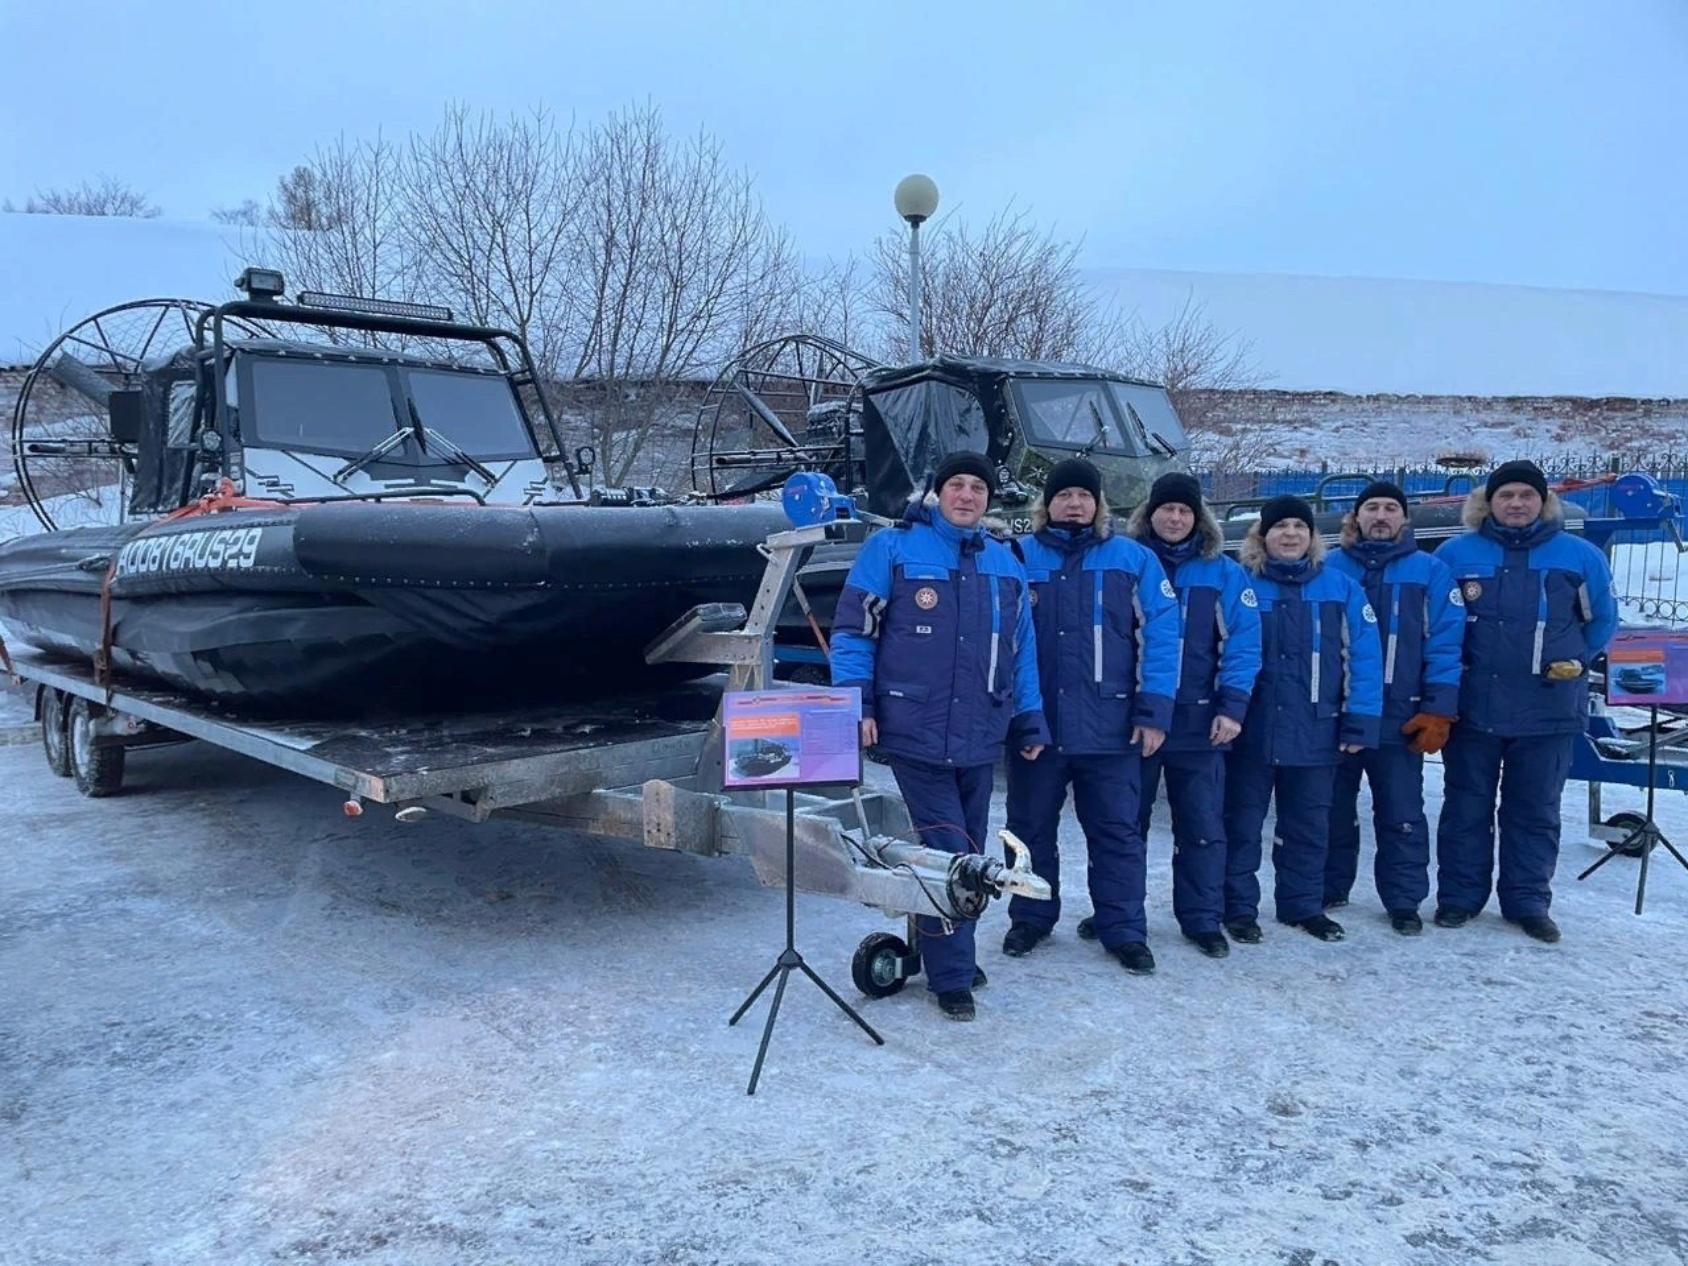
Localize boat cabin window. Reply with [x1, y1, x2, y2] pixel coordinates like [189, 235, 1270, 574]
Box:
[1013, 379, 1144, 456]
[243, 357, 405, 458]
[405, 368, 536, 461]
[166, 379, 198, 447]
[869, 378, 990, 478]
[1108, 381, 1187, 457]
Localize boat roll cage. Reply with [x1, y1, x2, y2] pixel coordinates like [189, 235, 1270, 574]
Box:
[191, 279, 584, 498]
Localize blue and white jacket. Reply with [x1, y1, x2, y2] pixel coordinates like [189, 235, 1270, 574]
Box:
[831, 501, 1049, 768]
[1327, 524, 1465, 742]
[1233, 532, 1385, 766]
[1016, 514, 1180, 755]
[1434, 492, 1618, 737]
[1127, 502, 1262, 753]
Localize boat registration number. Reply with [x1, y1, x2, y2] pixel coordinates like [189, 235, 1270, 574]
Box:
[115, 526, 266, 577]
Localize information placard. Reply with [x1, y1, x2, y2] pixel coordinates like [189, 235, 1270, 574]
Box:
[1606, 629, 1688, 706]
[722, 687, 862, 789]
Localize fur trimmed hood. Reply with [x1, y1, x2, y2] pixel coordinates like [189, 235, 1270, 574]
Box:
[1239, 519, 1327, 573]
[1461, 487, 1563, 530]
[1127, 498, 1224, 559]
[1030, 488, 1115, 538]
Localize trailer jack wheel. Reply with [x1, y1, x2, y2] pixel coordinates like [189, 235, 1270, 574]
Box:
[1606, 812, 1649, 857]
[40, 688, 71, 778]
[852, 931, 912, 999]
[68, 697, 125, 798]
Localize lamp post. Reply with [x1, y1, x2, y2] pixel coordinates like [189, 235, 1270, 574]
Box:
[893, 174, 938, 362]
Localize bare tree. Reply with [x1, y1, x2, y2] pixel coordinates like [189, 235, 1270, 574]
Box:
[260, 136, 417, 344]
[4, 175, 160, 217]
[210, 199, 263, 226]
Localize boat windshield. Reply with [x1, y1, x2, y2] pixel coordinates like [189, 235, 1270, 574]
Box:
[404, 368, 536, 461]
[1108, 381, 1188, 456]
[1012, 379, 1145, 456]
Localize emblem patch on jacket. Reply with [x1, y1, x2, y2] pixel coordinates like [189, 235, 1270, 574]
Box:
[1462, 579, 1483, 602]
[1240, 588, 1259, 608]
[1160, 578, 1176, 599]
[1362, 603, 1378, 623]
[1449, 586, 1466, 607]
[915, 586, 939, 610]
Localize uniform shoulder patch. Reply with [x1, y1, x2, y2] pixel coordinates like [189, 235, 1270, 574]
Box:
[1361, 603, 1378, 624]
[1462, 579, 1483, 603]
[1448, 585, 1465, 608]
[1160, 577, 1176, 599]
[1240, 587, 1259, 608]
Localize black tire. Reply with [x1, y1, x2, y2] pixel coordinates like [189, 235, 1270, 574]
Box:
[68, 697, 125, 798]
[1606, 811, 1649, 857]
[851, 932, 910, 999]
[39, 687, 71, 778]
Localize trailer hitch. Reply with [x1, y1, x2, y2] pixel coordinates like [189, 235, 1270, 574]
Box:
[945, 830, 1051, 918]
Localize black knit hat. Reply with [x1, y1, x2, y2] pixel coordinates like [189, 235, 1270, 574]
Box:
[932, 450, 996, 496]
[1355, 480, 1409, 514]
[1043, 457, 1102, 503]
[1486, 459, 1548, 501]
[1146, 471, 1203, 516]
[1259, 494, 1315, 535]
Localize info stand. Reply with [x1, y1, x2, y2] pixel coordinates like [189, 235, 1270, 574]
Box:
[722, 688, 882, 1095]
[1578, 631, 1688, 914]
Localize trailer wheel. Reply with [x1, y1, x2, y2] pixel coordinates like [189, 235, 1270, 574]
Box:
[39, 688, 71, 778]
[1605, 812, 1649, 857]
[851, 932, 910, 999]
[68, 697, 125, 797]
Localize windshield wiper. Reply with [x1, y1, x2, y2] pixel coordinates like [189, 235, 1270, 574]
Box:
[406, 400, 498, 485]
[1076, 397, 1111, 457]
[1121, 399, 1178, 456]
[333, 428, 411, 484]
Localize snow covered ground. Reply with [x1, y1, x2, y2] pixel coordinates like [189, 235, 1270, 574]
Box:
[2, 707, 1685, 1265]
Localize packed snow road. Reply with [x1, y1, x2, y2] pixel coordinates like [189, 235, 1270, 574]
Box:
[2, 730, 1686, 1265]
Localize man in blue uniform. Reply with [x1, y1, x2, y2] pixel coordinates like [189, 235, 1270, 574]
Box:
[1433, 460, 1617, 943]
[1106, 472, 1263, 960]
[1324, 481, 1465, 934]
[831, 450, 1048, 1020]
[999, 458, 1180, 974]
[1224, 495, 1385, 943]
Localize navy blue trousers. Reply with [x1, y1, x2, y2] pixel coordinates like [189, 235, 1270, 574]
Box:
[1005, 749, 1147, 948]
[1138, 747, 1228, 935]
[1223, 755, 1334, 924]
[889, 758, 995, 994]
[1326, 743, 1430, 914]
[1436, 729, 1573, 919]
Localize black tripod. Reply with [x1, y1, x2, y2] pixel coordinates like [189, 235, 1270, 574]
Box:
[1577, 704, 1688, 914]
[729, 787, 883, 1094]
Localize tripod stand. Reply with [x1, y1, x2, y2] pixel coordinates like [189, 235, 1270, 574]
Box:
[1577, 704, 1688, 914]
[729, 787, 883, 1095]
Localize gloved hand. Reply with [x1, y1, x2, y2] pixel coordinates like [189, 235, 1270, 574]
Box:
[1544, 659, 1585, 682]
[1400, 712, 1454, 755]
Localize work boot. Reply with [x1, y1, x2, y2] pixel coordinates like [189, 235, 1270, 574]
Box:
[936, 989, 976, 1021]
[1510, 914, 1561, 944]
[972, 966, 988, 989]
[1433, 906, 1473, 929]
[1184, 929, 1231, 958]
[1289, 914, 1346, 942]
[1224, 918, 1263, 944]
[1001, 923, 1050, 957]
[1389, 910, 1424, 936]
[1076, 916, 1098, 942]
[1112, 942, 1156, 975]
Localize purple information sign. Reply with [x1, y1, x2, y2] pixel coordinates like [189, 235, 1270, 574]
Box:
[722, 687, 862, 789]
[1607, 629, 1688, 706]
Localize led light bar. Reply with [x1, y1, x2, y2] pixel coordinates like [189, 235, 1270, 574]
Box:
[295, 291, 456, 323]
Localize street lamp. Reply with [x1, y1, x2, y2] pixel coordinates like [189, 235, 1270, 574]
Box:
[893, 174, 939, 362]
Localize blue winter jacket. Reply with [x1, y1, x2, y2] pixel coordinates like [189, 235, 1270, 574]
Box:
[1017, 522, 1181, 755]
[1435, 510, 1618, 737]
[1327, 528, 1465, 743]
[831, 503, 1050, 768]
[1140, 529, 1263, 753]
[1235, 554, 1385, 766]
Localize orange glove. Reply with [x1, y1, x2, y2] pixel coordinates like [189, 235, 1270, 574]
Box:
[1400, 712, 1454, 756]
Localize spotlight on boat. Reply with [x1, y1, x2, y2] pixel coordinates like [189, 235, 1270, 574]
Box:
[235, 267, 286, 303]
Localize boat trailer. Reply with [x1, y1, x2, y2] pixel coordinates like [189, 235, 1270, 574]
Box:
[5, 514, 1049, 996]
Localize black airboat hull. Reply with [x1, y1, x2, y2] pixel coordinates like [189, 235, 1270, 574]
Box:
[0, 501, 790, 715]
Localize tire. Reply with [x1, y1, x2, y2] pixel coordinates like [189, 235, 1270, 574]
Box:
[68, 696, 125, 798]
[39, 688, 71, 778]
[1605, 811, 1649, 857]
[851, 932, 911, 999]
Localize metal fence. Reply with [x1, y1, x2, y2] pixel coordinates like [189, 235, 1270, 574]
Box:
[1193, 452, 1688, 626]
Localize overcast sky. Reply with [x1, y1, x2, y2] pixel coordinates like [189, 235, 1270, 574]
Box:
[3, 0, 1685, 295]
